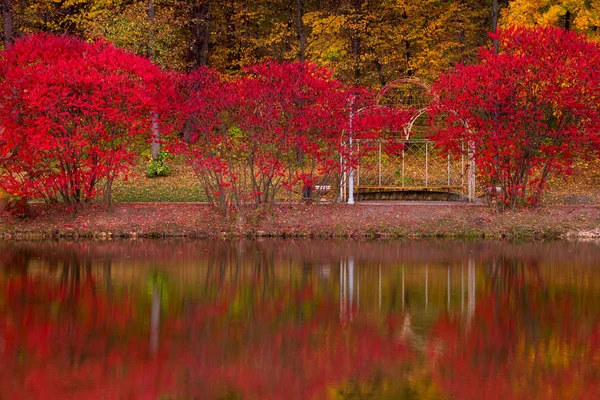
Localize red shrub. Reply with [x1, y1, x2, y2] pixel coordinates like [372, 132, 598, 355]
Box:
[431, 27, 600, 210]
[0, 33, 174, 204]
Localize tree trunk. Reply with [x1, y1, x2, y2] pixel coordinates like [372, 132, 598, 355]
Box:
[373, 59, 386, 86]
[151, 112, 161, 160]
[351, 0, 364, 85]
[492, 0, 499, 54]
[2, 0, 14, 49]
[147, 0, 156, 58]
[564, 10, 571, 31]
[191, 1, 210, 67]
[296, 0, 307, 62]
[401, 10, 412, 76]
[404, 39, 412, 76]
[147, 0, 155, 22]
[224, 1, 239, 71]
[491, 0, 505, 200]
[491, 1, 513, 54]
[105, 177, 113, 209]
[146, 0, 161, 160]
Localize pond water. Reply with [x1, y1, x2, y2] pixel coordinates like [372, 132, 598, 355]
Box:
[1, 239, 600, 399]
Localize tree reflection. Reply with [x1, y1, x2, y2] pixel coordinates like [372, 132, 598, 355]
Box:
[0, 252, 141, 398]
[1, 240, 600, 398]
[431, 257, 600, 399]
[0, 242, 418, 399]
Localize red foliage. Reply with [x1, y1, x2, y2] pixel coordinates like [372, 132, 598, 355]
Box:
[431, 292, 600, 400]
[0, 276, 144, 400]
[430, 261, 600, 399]
[0, 274, 414, 400]
[431, 27, 600, 209]
[0, 34, 174, 204]
[1, 193, 29, 218]
[178, 61, 411, 212]
[178, 61, 350, 210]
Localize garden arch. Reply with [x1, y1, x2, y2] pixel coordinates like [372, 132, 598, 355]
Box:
[346, 77, 475, 202]
[376, 77, 434, 140]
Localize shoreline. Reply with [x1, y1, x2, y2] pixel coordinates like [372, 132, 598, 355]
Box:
[1, 202, 600, 241]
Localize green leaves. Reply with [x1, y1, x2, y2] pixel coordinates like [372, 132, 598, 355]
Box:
[145, 150, 172, 178]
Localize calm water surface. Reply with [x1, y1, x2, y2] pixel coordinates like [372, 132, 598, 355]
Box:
[1, 239, 600, 399]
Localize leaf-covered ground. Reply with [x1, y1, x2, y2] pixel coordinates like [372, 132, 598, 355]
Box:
[543, 158, 600, 205]
[1, 202, 599, 240]
[2, 157, 600, 240]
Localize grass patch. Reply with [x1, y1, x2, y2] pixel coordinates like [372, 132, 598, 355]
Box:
[112, 158, 206, 202]
[509, 225, 537, 239]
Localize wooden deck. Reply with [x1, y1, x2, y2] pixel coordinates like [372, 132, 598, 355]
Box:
[357, 185, 463, 193]
[355, 186, 466, 201]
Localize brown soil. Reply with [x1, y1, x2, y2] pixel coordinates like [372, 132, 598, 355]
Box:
[1, 202, 599, 240]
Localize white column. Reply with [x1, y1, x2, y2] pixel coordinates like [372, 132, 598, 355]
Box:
[347, 97, 356, 204]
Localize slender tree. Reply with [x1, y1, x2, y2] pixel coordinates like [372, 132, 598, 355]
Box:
[296, 0, 307, 62]
[2, 0, 14, 49]
[146, 0, 162, 161]
[190, 1, 210, 67]
[350, 0, 364, 85]
[492, 0, 500, 53]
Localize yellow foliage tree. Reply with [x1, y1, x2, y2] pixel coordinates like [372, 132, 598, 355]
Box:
[304, 0, 490, 87]
[502, 0, 600, 39]
[83, 0, 190, 71]
[3, 0, 506, 83]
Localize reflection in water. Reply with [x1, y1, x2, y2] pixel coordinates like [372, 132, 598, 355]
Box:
[1, 240, 600, 399]
[432, 254, 600, 400]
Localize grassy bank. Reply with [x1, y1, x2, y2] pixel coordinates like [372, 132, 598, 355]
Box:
[113, 156, 600, 204]
[2, 158, 600, 241]
[1, 202, 599, 241]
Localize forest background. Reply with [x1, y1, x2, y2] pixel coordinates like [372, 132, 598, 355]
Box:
[2, 1, 599, 86]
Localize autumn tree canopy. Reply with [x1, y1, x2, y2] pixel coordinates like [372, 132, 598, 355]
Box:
[1, 0, 498, 84]
[177, 59, 412, 213]
[179, 61, 351, 212]
[502, 0, 600, 40]
[431, 27, 600, 210]
[0, 33, 174, 204]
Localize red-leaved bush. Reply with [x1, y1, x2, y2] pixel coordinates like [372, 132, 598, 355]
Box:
[178, 61, 411, 213]
[179, 61, 351, 212]
[431, 27, 600, 210]
[0, 33, 174, 206]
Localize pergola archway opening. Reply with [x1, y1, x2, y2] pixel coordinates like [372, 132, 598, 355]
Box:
[377, 77, 433, 140]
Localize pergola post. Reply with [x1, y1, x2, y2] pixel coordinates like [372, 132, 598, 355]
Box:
[378, 141, 382, 186]
[347, 97, 356, 205]
[425, 141, 429, 187]
[468, 141, 476, 202]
